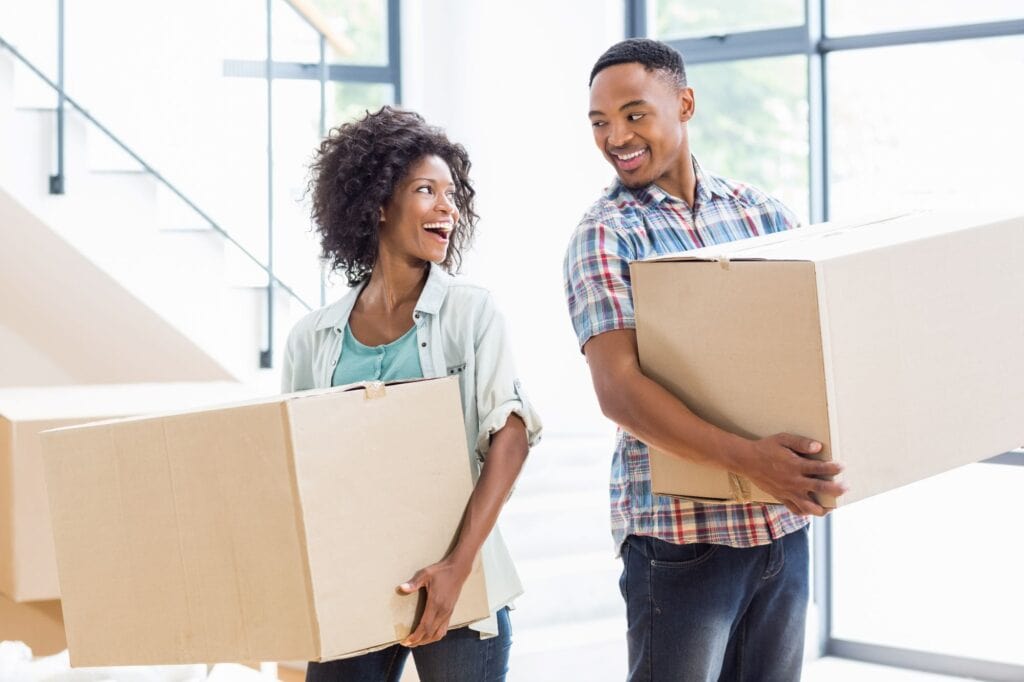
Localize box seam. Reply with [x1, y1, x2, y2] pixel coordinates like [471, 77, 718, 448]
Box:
[280, 400, 323, 657]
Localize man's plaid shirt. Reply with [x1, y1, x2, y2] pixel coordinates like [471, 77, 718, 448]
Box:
[564, 159, 809, 551]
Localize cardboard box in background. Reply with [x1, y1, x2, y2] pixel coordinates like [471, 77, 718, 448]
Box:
[0, 593, 65, 655]
[41, 377, 492, 667]
[632, 210, 1024, 507]
[0, 383, 258, 602]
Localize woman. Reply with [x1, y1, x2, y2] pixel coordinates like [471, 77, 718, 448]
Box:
[281, 106, 542, 682]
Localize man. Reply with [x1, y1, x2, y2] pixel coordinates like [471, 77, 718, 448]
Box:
[563, 38, 848, 682]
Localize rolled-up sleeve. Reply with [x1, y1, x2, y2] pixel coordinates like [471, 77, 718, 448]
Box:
[472, 294, 543, 459]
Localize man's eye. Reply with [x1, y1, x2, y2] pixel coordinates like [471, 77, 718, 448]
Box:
[591, 120, 606, 128]
[628, 113, 645, 121]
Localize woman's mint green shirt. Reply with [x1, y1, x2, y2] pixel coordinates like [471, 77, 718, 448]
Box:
[282, 263, 543, 639]
[331, 324, 422, 386]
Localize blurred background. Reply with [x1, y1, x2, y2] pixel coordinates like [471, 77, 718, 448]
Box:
[1, 1, 1022, 680]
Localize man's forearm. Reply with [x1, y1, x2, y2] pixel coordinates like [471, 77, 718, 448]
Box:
[598, 368, 752, 472]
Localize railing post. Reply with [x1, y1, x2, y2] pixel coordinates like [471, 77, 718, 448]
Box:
[49, 0, 65, 194]
[259, 0, 275, 369]
[318, 33, 327, 308]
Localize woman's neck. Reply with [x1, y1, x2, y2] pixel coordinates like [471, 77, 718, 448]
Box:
[358, 250, 429, 315]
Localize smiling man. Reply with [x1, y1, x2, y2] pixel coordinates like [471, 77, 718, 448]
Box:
[563, 39, 847, 682]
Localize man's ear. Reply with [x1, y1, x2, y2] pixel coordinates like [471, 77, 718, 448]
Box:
[679, 86, 695, 123]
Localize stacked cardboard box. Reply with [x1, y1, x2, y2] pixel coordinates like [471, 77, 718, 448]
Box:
[0, 383, 259, 654]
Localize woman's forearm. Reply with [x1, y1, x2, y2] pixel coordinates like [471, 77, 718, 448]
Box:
[447, 413, 528, 569]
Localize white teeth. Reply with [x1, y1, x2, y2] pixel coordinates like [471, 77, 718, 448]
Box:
[423, 222, 452, 230]
[616, 149, 645, 160]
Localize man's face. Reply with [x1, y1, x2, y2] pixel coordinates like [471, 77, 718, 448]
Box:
[588, 62, 694, 190]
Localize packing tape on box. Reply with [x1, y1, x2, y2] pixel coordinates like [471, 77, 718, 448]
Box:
[727, 472, 753, 503]
[363, 381, 387, 400]
[715, 255, 731, 270]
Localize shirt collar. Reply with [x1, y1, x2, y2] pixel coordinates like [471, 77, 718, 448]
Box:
[606, 156, 729, 208]
[314, 262, 452, 331]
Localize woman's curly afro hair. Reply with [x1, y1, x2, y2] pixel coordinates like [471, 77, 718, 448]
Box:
[308, 106, 478, 286]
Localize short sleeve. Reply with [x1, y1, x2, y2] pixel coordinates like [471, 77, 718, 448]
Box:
[563, 216, 637, 351]
[472, 294, 543, 459]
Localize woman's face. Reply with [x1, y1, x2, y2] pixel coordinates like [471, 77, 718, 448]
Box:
[379, 154, 460, 266]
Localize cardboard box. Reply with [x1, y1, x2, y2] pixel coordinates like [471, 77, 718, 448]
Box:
[631, 210, 1024, 507]
[41, 377, 491, 666]
[0, 383, 256, 602]
[0, 593, 65, 655]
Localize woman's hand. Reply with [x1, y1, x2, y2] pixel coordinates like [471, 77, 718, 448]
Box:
[398, 555, 473, 647]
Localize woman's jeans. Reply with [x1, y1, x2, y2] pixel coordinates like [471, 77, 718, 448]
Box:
[305, 607, 512, 682]
[620, 526, 809, 682]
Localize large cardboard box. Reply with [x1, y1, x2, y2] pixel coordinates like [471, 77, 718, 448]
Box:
[41, 377, 491, 666]
[631, 210, 1024, 507]
[0, 383, 255, 602]
[0, 594, 65, 655]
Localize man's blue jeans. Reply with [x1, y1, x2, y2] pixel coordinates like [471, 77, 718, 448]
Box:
[305, 607, 512, 682]
[620, 526, 809, 682]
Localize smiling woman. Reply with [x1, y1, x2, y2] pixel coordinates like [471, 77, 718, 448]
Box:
[282, 106, 543, 682]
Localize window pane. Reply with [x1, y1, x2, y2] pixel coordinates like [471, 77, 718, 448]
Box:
[832, 463, 1024, 665]
[827, 0, 1024, 36]
[687, 56, 809, 221]
[828, 37, 1024, 217]
[650, 0, 804, 40]
[329, 81, 394, 126]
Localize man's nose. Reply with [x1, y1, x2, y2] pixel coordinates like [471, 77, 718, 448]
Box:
[607, 122, 633, 149]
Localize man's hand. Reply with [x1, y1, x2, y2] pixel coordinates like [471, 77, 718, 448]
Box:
[740, 434, 847, 516]
[398, 556, 472, 647]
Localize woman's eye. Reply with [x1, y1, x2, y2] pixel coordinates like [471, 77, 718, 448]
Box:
[416, 185, 433, 194]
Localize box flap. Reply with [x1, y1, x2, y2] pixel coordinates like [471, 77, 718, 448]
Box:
[285, 377, 490, 660]
[634, 260, 834, 505]
[41, 401, 319, 665]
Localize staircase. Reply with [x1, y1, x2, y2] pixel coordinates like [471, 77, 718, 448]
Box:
[0, 47, 310, 387]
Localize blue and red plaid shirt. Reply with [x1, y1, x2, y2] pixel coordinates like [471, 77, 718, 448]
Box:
[564, 159, 809, 550]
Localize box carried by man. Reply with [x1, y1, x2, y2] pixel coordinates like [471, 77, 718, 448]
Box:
[41, 377, 490, 666]
[631, 210, 1024, 507]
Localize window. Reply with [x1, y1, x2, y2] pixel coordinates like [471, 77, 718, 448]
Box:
[650, 0, 804, 40]
[628, 3, 1024, 677]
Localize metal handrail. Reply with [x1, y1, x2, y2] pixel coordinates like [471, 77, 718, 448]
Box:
[284, 0, 356, 58]
[0, 34, 314, 315]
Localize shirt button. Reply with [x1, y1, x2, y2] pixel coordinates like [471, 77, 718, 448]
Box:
[414, 313, 420, 320]
[421, 342, 427, 348]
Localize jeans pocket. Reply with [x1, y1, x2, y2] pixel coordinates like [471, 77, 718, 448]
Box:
[647, 541, 719, 569]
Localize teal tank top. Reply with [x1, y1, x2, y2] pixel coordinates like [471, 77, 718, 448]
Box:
[331, 323, 424, 387]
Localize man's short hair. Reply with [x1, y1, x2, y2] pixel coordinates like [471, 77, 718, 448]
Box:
[589, 38, 687, 88]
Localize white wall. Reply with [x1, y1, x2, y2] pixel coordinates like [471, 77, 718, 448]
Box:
[402, 0, 624, 436]
[0, 325, 77, 386]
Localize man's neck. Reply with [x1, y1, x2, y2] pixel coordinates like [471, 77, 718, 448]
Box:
[654, 155, 697, 207]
